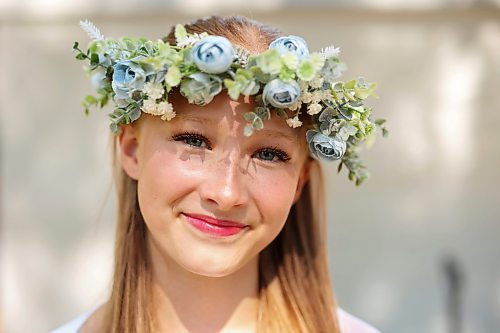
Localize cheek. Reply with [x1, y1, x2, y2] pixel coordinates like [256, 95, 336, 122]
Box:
[250, 168, 300, 228]
[136, 144, 201, 226]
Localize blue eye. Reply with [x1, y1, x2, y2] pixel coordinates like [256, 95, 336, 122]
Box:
[254, 148, 290, 163]
[173, 132, 211, 149]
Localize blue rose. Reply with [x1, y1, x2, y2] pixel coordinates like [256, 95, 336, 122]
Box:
[191, 36, 235, 74]
[180, 73, 223, 105]
[306, 130, 346, 161]
[269, 35, 309, 59]
[262, 79, 301, 108]
[112, 61, 150, 103]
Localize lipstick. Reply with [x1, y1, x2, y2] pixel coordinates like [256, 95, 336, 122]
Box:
[182, 213, 247, 237]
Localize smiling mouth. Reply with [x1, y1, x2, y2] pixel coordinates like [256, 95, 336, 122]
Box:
[182, 213, 248, 237]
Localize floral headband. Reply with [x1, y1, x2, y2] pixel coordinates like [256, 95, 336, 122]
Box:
[73, 20, 387, 185]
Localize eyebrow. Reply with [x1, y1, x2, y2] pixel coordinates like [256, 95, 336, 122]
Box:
[256, 128, 299, 143]
[175, 113, 218, 126]
[175, 113, 299, 143]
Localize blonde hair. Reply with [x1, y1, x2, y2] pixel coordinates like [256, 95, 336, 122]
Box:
[102, 15, 341, 333]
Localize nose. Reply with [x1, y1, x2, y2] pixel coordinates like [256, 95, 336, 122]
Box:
[198, 150, 249, 211]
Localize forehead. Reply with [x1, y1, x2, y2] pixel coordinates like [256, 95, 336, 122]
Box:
[170, 92, 305, 144]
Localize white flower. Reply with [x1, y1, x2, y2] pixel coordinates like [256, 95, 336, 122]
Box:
[286, 116, 302, 128]
[143, 82, 164, 100]
[301, 91, 313, 103]
[177, 32, 208, 48]
[312, 91, 323, 103]
[157, 101, 176, 121]
[141, 98, 158, 115]
[310, 77, 324, 89]
[307, 103, 323, 115]
[320, 45, 340, 59]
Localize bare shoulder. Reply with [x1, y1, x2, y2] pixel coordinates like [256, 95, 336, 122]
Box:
[78, 303, 107, 333]
[337, 308, 381, 333]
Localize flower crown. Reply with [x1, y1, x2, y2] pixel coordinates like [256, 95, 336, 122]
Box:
[73, 20, 387, 185]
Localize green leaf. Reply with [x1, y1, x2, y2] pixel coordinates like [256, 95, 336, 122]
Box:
[282, 52, 299, 70]
[255, 49, 283, 75]
[354, 81, 377, 99]
[110, 123, 120, 135]
[279, 68, 295, 82]
[73, 41, 79, 50]
[165, 66, 181, 87]
[297, 59, 315, 81]
[85, 95, 97, 105]
[337, 162, 343, 173]
[344, 80, 356, 89]
[224, 79, 241, 100]
[254, 107, 270, 120]
[310, 53, 325, 71]
[90, 53, 99, 66]
[174, 24, 188, 43]
[276, 109, 288, 119]
[348, 171, 356, 181]
[75, 53, 87, 60]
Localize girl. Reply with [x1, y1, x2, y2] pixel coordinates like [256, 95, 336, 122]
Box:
[54, 15, 383, 333]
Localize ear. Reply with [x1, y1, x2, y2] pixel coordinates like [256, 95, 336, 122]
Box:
[292, 160, 312, 204]
[118, 124, 140, 180]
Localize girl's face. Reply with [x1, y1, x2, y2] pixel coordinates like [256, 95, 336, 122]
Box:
[119, 93, 311, 277]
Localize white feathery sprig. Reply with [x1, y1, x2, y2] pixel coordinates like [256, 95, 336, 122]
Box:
[320, 45, 340, 59]
[79, 19, 105, 41]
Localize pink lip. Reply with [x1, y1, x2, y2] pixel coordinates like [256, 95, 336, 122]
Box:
[183, 213, 248, 237]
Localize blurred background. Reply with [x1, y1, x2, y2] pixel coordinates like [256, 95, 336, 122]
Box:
[1, 0, 499, 332]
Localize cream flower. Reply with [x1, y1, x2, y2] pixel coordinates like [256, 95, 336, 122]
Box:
[301, 91, 313, 103]
[299, 80, 309, 92]
[143, 82, 164, 100]
[288, 100, 302, 111]
[310, 77, 324, 89]
[307, 103, 322, 115]
[141, 98, 158, 115]
[286, 115, 302, 128]
[312, 91, 323, 103]
[157, 101, 176, 121]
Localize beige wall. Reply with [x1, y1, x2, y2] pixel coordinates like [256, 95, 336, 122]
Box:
[1, 5, 499, 333]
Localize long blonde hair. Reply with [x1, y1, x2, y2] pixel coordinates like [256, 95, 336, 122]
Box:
[103, 15, 341, 333]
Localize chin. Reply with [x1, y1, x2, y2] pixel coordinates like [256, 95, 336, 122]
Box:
[180, 257, 242, 278]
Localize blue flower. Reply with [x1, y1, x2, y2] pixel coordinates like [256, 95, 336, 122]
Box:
[111, 61, 150, 102]
[306, 130, 346, 161]
[180, 73, 223, 105]
[262, 79, 301, 108]
[269, 35, 309, 59]
[191, 36, 234, 74]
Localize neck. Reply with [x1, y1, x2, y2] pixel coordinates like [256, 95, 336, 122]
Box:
[148, 237, 260, 333]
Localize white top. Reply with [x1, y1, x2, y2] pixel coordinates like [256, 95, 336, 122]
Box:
[50, 306, 380, 333]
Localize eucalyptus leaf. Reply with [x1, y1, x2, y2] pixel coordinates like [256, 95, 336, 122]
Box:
[129, 108, 141, 121]
[276, 109, 288, 119]
[243, 112, 256, 122]
[252, 117, 264, 130]
[243, 124, 254, 136]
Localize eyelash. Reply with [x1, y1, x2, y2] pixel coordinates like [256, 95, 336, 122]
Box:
[172, 131, 212, 150]
[171, 131, 291, 163]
